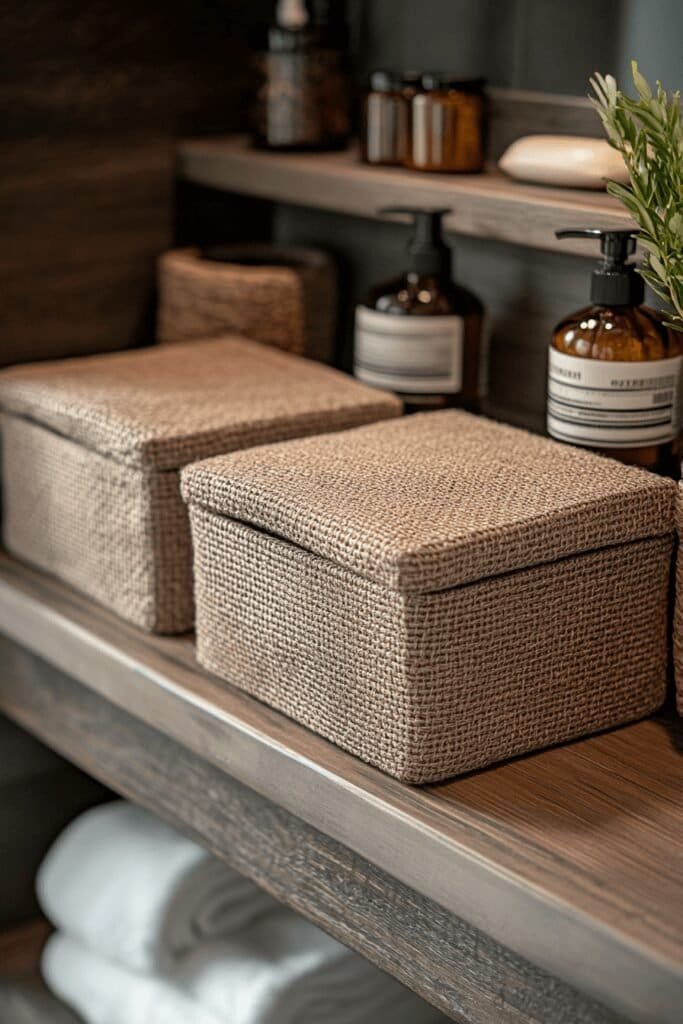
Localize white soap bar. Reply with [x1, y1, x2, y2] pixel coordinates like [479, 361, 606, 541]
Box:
[498, 135, 629, 189]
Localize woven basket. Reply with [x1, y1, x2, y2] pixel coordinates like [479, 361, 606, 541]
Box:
[182, 411, 676, 782]
[674, 482, 683, 715]
[0, 336, 400, 633]
[157, 245, 337, 363]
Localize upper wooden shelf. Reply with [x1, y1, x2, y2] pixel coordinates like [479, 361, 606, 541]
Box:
[0, 553, 681, 1023]
[177, 135, 634, 257]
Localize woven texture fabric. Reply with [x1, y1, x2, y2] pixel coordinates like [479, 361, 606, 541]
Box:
[674, 482, 683, 716]
[189, 504, 671, 782]
[2, 415, 192, 632]
[0, 339, 399, 633]
[182, 410, 676, 595]
[157, 247, 337, 363]
[0, 336, 400, 471]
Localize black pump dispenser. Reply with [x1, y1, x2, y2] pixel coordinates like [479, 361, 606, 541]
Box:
[381, 207, 452, 277]
[556, 228, 644, 306]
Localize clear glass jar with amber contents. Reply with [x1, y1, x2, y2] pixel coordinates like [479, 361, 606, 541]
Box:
[408, 74, 486, 173]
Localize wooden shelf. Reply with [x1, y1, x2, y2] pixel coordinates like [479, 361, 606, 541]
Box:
[0, 554, 682, 1023]
[177, 135, 634, 257]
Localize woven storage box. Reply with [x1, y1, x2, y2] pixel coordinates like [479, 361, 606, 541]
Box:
[182, 410, 676, 782]
[158, 245, 337, 363]
[0, 336, 400, 634]
[674, 482, 683, 716]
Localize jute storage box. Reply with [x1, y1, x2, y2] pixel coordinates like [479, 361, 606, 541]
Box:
[182, 411, 676, 782]
[0, 336, 400, 634]
[674, 483, 683, 715]
[157, 246, 337, 363]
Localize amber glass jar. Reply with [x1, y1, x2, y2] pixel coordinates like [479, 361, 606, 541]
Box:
[408, 74, 485, 173]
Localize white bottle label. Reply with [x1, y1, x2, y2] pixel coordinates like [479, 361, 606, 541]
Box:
[547, 348, 683, 448]
[354, 306, 464, 394]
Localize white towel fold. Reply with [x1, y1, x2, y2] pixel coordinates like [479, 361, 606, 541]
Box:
[36, 801, 277, 971]
[174, 911, 448, 1024]
[42, 933, 223, 1024]
[43, 916, 447, 1024]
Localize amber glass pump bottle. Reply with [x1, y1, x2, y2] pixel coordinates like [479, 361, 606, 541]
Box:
[548, 228, 683, 475]
[353, 207, 484, 413]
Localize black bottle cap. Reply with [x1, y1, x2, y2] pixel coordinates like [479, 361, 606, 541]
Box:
[369, 69, 402, 93]
[420, 72, 486, 94]
[556, 228, 644, 305]
[400, 70, 423, 91]
[380, 206, 453, 277]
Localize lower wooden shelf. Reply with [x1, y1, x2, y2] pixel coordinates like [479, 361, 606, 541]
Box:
[0, 552, 682, 1024]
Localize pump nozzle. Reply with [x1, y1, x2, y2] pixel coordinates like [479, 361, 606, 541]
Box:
[380, 207, 453, 277]
[556, 227, 643, 306]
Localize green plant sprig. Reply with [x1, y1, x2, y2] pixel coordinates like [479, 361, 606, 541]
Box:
[589, 61, 683, 331]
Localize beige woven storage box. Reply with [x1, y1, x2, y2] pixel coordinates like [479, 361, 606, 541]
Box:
[182, 411, 676, 782]
[674, 483, 683, 715]
[157, 246, 337, 363]
[0, 336, 400, 634]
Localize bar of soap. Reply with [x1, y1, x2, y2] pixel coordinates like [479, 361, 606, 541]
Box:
[499, 135, 629, 189]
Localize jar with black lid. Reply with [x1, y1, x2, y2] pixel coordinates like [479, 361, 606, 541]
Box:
[251, 0, 351, 152]
[408, 74, 486, 173]
[362, 70, 415, 166]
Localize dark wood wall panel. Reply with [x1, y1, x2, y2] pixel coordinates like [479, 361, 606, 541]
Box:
[0, 0, 270, 368]
[0, 715, 109, 929]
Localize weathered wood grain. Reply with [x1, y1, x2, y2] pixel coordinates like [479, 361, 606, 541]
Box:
[0, 0, 271, 368]
[0, 638, 627, 1024]
[0, 555, 681, 1022]
[178, 136, 633, 258]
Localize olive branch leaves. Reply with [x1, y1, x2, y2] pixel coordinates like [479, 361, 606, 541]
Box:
[590, 62, 683, 330]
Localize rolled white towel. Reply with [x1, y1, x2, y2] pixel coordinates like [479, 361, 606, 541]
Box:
[176, 910, 448, 1024]
[36, 801, 277, 971]
[43, 914, 448, 1024]
[42, 933, 223, 1024]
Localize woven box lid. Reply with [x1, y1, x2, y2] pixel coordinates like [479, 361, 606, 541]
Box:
[181, 410, 677, 594]
[0, 337, 401, 471]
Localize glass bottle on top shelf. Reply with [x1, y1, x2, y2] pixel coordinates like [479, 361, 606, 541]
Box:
[547, 228, 683, 476]
[251, 0, 351, 152]
[408, 74, 486, 173]
[362, 70, 421, 167]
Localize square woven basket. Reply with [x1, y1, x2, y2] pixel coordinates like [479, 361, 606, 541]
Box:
[0, 336, 400, 633]
[157, 246, 337, 363]
[182, 411, 676, 782]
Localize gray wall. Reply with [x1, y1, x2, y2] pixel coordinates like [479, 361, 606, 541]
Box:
[354, 0, 680, 95]
[276, 0, 682, 428]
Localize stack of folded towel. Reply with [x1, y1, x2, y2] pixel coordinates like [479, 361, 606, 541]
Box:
[38, 802, 447, 1023]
